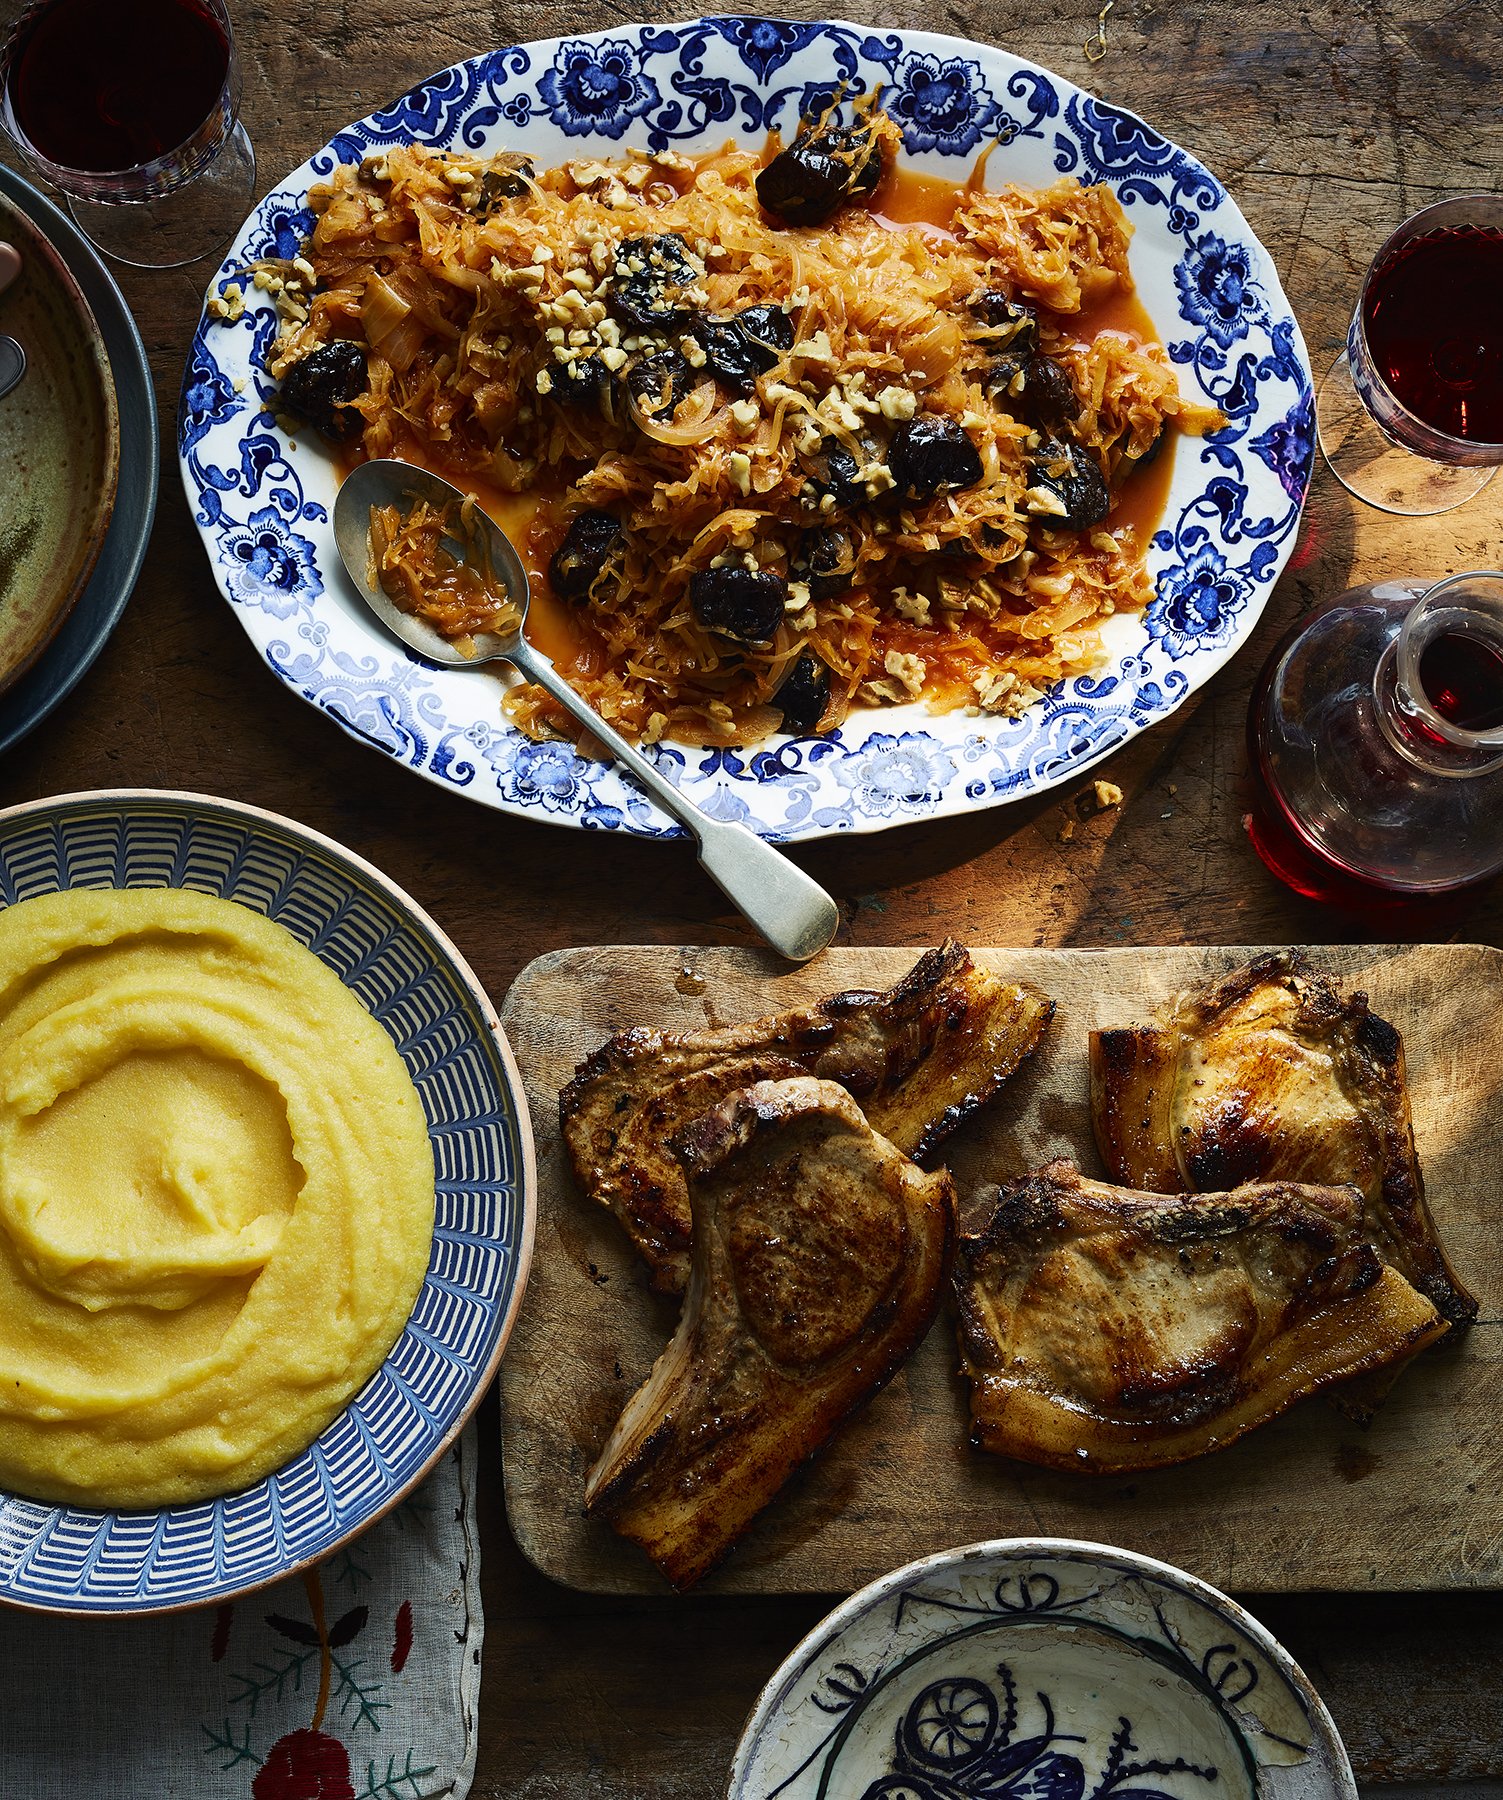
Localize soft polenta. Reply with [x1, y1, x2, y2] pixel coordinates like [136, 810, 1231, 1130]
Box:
[0, 887, 435, 1507]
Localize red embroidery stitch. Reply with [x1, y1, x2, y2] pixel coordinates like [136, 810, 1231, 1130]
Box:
[252, 1728, 354, 1800]
[211, 1602, 234, 1662]
[391, 1600, 413, 1674]
[250, 1572, 357, 1795]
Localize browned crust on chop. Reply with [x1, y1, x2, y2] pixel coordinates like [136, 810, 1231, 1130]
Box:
[585, 1077, 954, 1588]
[955, 1159, 1445, 1475]
[561, 942, 1051, 1293]
[1089, 950, 1476, 1329]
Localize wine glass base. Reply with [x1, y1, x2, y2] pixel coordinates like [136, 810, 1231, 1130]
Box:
[65, 120, 255, 270]
[1316, 347, 1497, 515]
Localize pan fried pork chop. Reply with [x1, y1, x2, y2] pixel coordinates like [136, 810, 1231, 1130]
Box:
[562, 942, 1050, 1293]
[955, 1159, 1445, 1475]
[584, 1076, 953, 1588]
[1089, 951, 1476, 1326]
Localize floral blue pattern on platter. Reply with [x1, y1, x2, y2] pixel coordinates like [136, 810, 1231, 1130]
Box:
[730, 1541, 1356, 1800]
[0, 791, 535, 1616]
[178, 18, 1313, 842]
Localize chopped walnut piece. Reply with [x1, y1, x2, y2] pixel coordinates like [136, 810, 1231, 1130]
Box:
[883, 649, 927, 698]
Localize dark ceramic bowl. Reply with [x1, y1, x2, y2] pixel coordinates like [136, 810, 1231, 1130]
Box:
[0, 189, 120, 692]
[0, 162, 157, 757]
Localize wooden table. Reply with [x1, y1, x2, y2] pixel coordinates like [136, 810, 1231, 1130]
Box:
[5, 0, 1502, 1789]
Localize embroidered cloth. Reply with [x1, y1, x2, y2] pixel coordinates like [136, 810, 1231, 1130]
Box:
[0, 1427, 481, 1800]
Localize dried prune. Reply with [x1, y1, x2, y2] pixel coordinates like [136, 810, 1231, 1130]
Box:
[737, 303, 794, 359]
[1026, 436, 1111, 531]
[799, 438, 863, 509]
[888, 416, 982, 499]
[690, 317, 762, 392]
[281, 340, 367, 441]
[550, 351, 609, 408]
[984, 353, 1027, 403]
[472, 156, 533, 213]
[549, 511, 623, 601]
[972, 290, 1038, 354]
[690, 303, 794, 391]
[756, 116, 885, 226]
[792, 526, 856, 600]
[627, 346, 694, 415]
[1114, 425, 1167, 483]
[689, 566, 787, 643]
[775, 652, 831, 733]
[611, 233, 703, 330]
[1021, 356, 1080, 423]
[986, 353, 1079, 427]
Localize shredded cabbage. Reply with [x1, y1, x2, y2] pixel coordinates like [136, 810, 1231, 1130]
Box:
[274, 138, 1222, 747]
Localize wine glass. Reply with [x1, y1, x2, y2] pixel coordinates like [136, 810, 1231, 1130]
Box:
[0, 0, 255, 270]
[1315, 196, 1503, 515]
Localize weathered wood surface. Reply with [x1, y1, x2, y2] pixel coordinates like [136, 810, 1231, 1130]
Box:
[501, 943, 1503, 1597]
[4, 0, 1503, 1786]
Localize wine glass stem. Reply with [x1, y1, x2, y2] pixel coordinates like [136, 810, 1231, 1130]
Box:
[65, 117, 255, 270]
[1316, 347, 1496, 515]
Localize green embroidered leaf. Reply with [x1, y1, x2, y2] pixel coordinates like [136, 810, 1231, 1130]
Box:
[333, 1654, 392, 1734]
[228, 1647, 317, 1715]
[352, 1749, 441, 1799]
[200, 1719, 260, 1771]
[330, 1547, 373, 1590]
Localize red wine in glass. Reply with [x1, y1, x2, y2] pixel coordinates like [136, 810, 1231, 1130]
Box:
[0, 0, 254, 267]
[1315, 196, 1503, 515]
[1362, 226, 1503, 445]
[8, 0, 229, 174]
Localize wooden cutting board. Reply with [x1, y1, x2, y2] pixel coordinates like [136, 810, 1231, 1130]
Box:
[498, 943, 1503, 1596]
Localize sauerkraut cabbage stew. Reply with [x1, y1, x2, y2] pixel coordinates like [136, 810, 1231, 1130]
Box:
[267, 105, 1222, 749]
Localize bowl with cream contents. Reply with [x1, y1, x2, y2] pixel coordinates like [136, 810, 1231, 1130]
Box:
[0, 790, 535, 1614]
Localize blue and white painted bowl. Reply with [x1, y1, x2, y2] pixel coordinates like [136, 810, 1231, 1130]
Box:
[0, 790, 535, 1616]
[180, 18, 1313, 841]
[730, 1540, 1355, 1800]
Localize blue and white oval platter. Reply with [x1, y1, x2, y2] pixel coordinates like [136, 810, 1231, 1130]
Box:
[181, 18, 1313, 842]
[0, 790, 535, 1615]
[730, 1539, 1355, 1800]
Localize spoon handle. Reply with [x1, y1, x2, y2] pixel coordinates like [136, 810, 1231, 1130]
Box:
[506, 639, 839, 963]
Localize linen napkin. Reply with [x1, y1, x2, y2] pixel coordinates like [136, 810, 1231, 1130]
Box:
[0, 1426, 482, 1800]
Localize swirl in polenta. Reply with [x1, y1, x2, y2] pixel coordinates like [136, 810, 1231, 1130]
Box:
[0, 887, 435, 1508]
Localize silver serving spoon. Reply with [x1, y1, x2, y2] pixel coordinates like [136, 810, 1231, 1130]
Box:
[333, 459, 839, 963]
[0, 243, 24, 401]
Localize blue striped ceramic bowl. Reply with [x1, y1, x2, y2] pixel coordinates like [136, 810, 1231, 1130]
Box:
[0, 790, 535, 1615]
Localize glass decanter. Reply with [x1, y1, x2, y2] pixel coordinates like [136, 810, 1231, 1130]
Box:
[1246, 571, 1503, 904]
